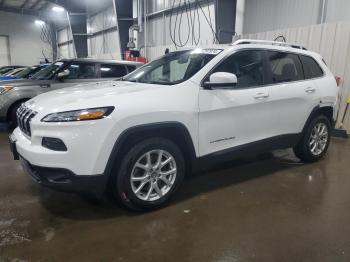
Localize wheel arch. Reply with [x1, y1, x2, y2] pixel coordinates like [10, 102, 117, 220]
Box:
[104, 122, 197, 179]
[302, 105, 334, 134]
[6, 98, 31, 122]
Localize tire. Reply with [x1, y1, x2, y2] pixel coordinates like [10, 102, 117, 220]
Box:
[111, 137, 185, 211]
[293, 115, 331, 163]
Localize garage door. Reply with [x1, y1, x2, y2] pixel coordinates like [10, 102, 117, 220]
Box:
[0, 35, 10, 66]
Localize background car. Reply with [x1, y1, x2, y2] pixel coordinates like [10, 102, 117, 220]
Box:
[0, 66, 25, 76]
[0, 64, 50, 81]
[0, 67, 26, 80]
[0, 58, 143, 126]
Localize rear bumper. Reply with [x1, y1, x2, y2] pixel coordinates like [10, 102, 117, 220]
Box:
[20, 157, 109, 198]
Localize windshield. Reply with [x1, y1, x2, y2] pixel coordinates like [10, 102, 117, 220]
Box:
[31, 61, 65, 80]
[0, 68, 12, 75]
[123, 49, 221, 85]
[4, 69, 21, 76]
[14, 66, 43, 79]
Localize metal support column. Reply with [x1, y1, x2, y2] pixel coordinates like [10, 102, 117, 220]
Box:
[64, 1, 88, 58]
[215, 0, 237, 44]
[114, 0, 134, 56]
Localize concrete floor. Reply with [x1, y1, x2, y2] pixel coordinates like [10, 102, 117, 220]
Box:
[0, 132, 350, 262]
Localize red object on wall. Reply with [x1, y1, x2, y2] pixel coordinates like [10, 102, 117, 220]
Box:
[335, 76, 341, 87]
[125, 50, 147, 64]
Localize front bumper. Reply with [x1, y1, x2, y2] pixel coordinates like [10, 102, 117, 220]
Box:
[9, 116, 122, 197]
[19, 156, 108, 198]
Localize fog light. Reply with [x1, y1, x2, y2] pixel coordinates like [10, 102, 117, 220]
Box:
[42, 137, 67, 151]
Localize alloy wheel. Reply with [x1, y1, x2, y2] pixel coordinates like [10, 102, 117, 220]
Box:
[309, 122, 328, 156]
[130, 150, 177, 201]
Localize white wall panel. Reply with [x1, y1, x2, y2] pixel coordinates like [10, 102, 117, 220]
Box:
[146, 3, 216, 49]
[0, 11, 53, 65]
[243, 0, 320, 34]
[0, 36, 10, 66]
[57, 27, 75, 59]
[325, 0, 350, 23]
[87, 7, 121, 59]
[240, 22, 350, 132]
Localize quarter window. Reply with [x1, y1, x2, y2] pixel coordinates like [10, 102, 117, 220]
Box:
[213, 50, 265, 88]
[300, 55, 324, 79]
[267, 51, 304, 83]
[100, 64, 127, 78]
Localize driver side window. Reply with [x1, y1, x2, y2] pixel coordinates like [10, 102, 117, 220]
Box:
[213, 50, 265, 88]
[65, 63, 96, 79]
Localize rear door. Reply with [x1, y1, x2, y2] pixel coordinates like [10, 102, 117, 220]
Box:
[265, 50, 319, 136]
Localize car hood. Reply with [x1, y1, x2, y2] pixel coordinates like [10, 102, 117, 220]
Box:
[0, 79, 52, 86]
[26, 81, 166, 113]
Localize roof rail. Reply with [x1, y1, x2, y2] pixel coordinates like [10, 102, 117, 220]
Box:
[232, 39, 307, 50]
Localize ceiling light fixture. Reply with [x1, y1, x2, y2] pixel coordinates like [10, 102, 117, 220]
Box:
[34, 19, 45, 25]
[52, 6, 65, 12]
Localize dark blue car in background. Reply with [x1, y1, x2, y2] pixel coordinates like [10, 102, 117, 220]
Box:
[0, 64, 50, 81]
[0, 66, 24, 76]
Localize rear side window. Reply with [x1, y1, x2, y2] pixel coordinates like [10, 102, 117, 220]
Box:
[267, 51, 304, 83]
[213, 50, 265, 88]
[100, 64, 127, 78]
[300, 55, 324, 79]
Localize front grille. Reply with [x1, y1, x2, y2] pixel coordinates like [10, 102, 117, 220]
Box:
[16, 104, 37, 137]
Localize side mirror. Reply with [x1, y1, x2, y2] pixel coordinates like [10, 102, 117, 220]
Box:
[204, 72, 238, 89]
[57, 69, 70, 81]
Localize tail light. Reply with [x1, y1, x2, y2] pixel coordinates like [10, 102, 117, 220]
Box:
[335, 76, 341, 87]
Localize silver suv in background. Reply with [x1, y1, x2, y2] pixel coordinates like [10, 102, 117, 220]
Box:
[0, 58, 143, 126]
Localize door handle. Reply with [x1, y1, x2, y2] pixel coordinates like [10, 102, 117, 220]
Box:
[254, 93, 269, 99]
[305, 87, 316, 93]
[40, 84, 50, 88]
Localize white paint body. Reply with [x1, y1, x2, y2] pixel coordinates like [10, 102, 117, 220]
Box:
[12, 43, 338, 176]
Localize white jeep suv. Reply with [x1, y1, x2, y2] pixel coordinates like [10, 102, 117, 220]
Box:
[9, 40, 338, 210]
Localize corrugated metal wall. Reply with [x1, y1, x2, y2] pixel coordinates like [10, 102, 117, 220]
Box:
[145, 2, 216, 48]
[243, 0, 321, 34]
[243, 0, 350, 34]
[241, 22, 350, 132]
[57, 27, 75, 59]
[87, 8, 122, 60]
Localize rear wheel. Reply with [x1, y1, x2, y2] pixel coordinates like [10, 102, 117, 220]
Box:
[111, 137, 185, 211]
[293, 115, 331, 162]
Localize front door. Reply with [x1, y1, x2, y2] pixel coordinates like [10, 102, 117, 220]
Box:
[50, 62, 100, 90]
[198, 49, 272, 156]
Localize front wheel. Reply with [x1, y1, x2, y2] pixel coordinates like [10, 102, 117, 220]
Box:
[112, 138, 185, 211]
[293, 115, 331, 162]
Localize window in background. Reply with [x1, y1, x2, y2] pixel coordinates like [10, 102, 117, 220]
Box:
[67, 63, 96, 79]
[100, 64, 127, 78]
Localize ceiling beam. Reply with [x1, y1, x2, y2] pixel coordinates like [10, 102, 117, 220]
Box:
[0, 5, 40, 16]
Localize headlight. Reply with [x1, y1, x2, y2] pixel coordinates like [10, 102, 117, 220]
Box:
[0, 86, 14, 95]
[41, 107, 115, 122]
